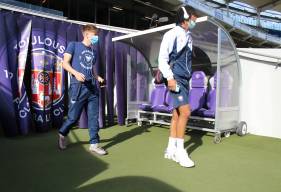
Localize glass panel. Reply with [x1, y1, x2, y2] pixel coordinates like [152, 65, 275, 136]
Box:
[219, 30, 239, 108]
[216, 28, 240, 131]
[192, 20, 218, 76]
[127, 47, 152, 122]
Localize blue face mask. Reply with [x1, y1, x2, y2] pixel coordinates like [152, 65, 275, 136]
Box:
[189, 20, 196, 29]
[90, 35, 99, 45]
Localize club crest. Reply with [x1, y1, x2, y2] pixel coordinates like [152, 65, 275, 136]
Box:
[31, 49, 64, 110]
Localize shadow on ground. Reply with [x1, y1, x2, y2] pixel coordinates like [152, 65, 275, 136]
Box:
[0, 126, 182, 192]
[99, 124, 152, 150]
[185, 129, 206, 155]
[76, 176, 182, 192]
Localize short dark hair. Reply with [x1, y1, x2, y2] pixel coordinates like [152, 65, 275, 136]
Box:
[82, 24, 98, 33]
[176, 6, 198, 25]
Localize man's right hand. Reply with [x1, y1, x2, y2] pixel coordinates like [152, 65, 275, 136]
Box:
[74, 71, 85, 82]
[167, 79, 177, 91]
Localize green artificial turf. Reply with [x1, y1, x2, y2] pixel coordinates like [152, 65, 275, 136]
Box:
[0, 124, 281, 192]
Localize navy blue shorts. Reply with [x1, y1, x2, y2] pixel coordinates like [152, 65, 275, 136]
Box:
[169, 77, 190, 109]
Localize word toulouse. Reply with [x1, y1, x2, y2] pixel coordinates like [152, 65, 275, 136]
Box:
[15, 36, 66, 54]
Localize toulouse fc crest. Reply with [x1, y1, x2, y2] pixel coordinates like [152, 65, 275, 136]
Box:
[31, 49, 63, 110]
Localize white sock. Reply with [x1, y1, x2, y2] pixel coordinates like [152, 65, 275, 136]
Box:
[90, 143, 98, 148]
[167, 137, 177, 149]
[176, 138, 184, 150]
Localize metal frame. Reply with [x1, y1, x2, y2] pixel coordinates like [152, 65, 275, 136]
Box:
[0, 3, 138, 34]
[113, 16, 246, 143]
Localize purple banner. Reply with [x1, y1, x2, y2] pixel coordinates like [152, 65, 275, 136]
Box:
[1, 10, 133, 135]
[30, 18, 66, 131]
[114, 41, 128, 125]
[0, 13, 32, 136]
[97, 29, 106, 128]
[52, 21, 67, 128]
[16, 16, 32, 135]
[105, 31, 115, 126]
[0, 12, 18, 136]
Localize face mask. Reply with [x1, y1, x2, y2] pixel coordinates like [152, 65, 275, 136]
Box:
[189, 20, 196, 29]
[90, 35, 99, 45]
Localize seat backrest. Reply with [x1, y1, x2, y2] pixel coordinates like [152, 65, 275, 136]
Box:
[189, 71, 207, 112]
[206, 73, 216, 110]
[150, 84, 167, 107]
[164, 91, 173, 106]
[163, 90, 174, 112]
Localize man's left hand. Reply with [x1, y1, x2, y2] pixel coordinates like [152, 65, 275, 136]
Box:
[97, 76, 104, 83]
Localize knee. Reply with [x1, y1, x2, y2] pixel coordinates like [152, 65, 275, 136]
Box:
[179, 110, 191, 119]
[172, 114, 179, 122]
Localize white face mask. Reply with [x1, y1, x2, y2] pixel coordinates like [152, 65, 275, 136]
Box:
[189, 20, 196, 29]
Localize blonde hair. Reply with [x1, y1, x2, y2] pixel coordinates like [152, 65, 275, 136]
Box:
[82, 24, 98, 33]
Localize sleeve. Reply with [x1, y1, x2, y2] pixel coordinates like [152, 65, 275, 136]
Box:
[158, 32, 174, 80]
[64, 42, 75, 55]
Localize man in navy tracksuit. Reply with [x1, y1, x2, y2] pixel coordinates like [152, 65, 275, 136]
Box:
[58, 24, 106, 155]
[158, 6, 198, 167]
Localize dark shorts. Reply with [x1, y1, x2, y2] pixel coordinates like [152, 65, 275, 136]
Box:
[169, 77, 190, 109]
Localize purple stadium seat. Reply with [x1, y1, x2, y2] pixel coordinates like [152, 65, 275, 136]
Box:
[188, 71, 207, 115]
[198, 73, 217, 118]
[152, 90, 173, 113]
[139, 84, 167, 111]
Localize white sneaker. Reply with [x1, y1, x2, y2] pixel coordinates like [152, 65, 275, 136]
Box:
[89, 144, 107, 156]
[164, 147, 177, 162]
[175, 149, 195, 168]
[58, 133, 67, 150]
